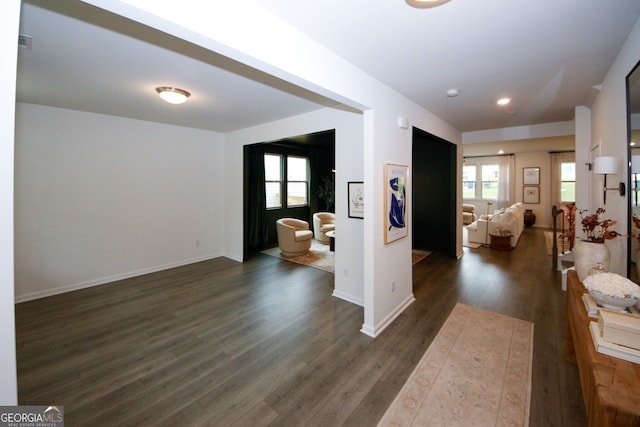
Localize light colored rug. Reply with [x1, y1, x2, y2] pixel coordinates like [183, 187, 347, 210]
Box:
[378, 303, 533, 427]
[263, 243, 431, 273]
[262, 240, 334, 273]
[463, 226, 482, 249]
[412, 249, 432, 265]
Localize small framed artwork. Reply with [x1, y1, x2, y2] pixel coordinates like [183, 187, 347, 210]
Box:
[523, 185, 540, 204]
[384, 164, 409, 244]
[348, 181, 364, 219]
[523, 167, 540, 185]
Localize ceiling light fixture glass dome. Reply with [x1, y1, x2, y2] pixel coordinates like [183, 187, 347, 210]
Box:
[405, 0, 451, 8]
[156, 87, 191, 105]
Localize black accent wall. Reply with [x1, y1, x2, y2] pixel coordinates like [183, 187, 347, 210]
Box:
[412, 127, 457, 257]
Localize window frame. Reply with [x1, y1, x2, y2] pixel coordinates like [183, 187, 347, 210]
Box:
[462, 159, 499, 201]
[286, 155, 309, 208]
[264, 153, 310, 209]
[560, 161, 576, 204]
[264, 153, 283, 209]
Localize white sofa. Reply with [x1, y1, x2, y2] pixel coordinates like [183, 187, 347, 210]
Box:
[467, 202, 525, 247]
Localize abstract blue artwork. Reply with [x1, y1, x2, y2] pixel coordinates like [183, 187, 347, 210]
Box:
[385, 164, 408, 244]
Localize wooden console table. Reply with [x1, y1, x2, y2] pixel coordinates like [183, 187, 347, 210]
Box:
[565, 269, 640, 426]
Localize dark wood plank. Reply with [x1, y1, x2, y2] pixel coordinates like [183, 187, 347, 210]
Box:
[16, 228, 587, 426]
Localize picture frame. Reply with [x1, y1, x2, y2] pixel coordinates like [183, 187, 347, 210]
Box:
[523, 185, 540, 204]
[348, 181, 364, 219]
[384, 164, 409, 244]
[523, 167, 540, 185]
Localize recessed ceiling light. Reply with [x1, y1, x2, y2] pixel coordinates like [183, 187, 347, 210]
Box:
[497, 97, 511, 106]
[498, 150, 504, 155]
[446, 88, 459, 97]
[405, 0, 452, 9]
[156, 87, 191, 105]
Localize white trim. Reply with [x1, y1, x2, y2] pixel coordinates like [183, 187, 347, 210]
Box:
[360, 294, 415, 338]
[332, 290, 364, 307]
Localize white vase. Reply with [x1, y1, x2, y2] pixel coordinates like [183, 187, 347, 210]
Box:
[574, 240, 610, 282]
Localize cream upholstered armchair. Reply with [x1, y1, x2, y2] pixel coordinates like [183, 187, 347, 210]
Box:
[276, 218, 313, 257]
[313, 212, 335, 243]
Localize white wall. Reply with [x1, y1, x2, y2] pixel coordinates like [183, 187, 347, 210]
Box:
[88, 0, 461, 338]
[14, 103, 225, 301]
[0, 0, 19, 406]
[514, 152, 552, 228]
[589, 16, 640, 275]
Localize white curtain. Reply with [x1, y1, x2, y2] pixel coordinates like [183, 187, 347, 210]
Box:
[550, 152, 562, 208]
[550, 152, 576, 208]
[498, 155, 515, 209]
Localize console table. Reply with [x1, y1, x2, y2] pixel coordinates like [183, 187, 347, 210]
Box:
[565, 269, 640, 426]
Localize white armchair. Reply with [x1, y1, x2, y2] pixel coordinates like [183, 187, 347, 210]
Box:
[313, 212, 335, 243]
[276, 218, 313, 257]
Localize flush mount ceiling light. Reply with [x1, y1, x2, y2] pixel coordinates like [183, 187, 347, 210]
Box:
[446, 88, 459, 97]
[156, 87, 190, 105]
[497, 97, 511, 106]
[405, 0, 452, 9]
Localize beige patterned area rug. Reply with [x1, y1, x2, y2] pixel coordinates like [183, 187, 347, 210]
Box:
[261, 240, 334, 273]
[378, 303, 533, 427]
[412, 249, 432, 265]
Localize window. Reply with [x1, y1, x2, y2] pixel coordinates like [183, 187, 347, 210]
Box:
[265, 154, 282, 208]
[481, 164, 499, 200]
[287, 156, 309, 207]
[560, 162, 576, 203]
[462, 165, 476, 199]
[264, 153, 309, 209]
[462, 160, 499, 201]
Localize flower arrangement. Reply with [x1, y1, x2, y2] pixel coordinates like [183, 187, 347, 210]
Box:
[561, 203, 577, 250]
[633, 216, 640, 242]
[578, 207, 620, 243]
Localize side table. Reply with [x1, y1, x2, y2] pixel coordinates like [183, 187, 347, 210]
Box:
[566, 270, 640, 426]
[325, 230, 335, 252]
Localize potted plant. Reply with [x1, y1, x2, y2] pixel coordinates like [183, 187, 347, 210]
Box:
[318, 174, 335, 212]
[578, 207, 620, 242]
[574, 208, 620, 281]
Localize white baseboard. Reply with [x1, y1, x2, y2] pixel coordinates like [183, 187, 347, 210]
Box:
[360, 294, 415, 338]
[15, 252, 224, 303]
[332, 290, 364, 307]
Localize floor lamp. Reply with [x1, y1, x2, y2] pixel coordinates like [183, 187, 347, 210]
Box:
[633, 156, 640, 206]
[484, 201, 493, 246]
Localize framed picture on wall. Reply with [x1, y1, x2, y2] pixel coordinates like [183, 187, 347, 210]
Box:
[523, 167, 540, 185]
[384, 164, 409, 244]
[523, 185, 540, 204]
[348, 181, 364, 218]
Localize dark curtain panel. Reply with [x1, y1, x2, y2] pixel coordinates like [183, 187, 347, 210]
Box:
[247, 144, 267, 251]
[308, 148, 319, 223]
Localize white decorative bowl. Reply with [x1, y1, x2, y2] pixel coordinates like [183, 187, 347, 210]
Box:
[589, 289, 639, 311]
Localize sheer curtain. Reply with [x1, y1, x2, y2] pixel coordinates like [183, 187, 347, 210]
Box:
[549, 152, 562, 208]
[550, 152, 576, 207]
[498, 155, 515, 209]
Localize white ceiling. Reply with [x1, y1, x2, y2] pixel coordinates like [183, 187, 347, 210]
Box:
[16, 0, 640, 136]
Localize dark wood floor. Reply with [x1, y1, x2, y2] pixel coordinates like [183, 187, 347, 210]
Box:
[16, 227, 586, 426]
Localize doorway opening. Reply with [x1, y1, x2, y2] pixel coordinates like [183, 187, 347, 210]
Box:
[411, 127, 457, 257]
